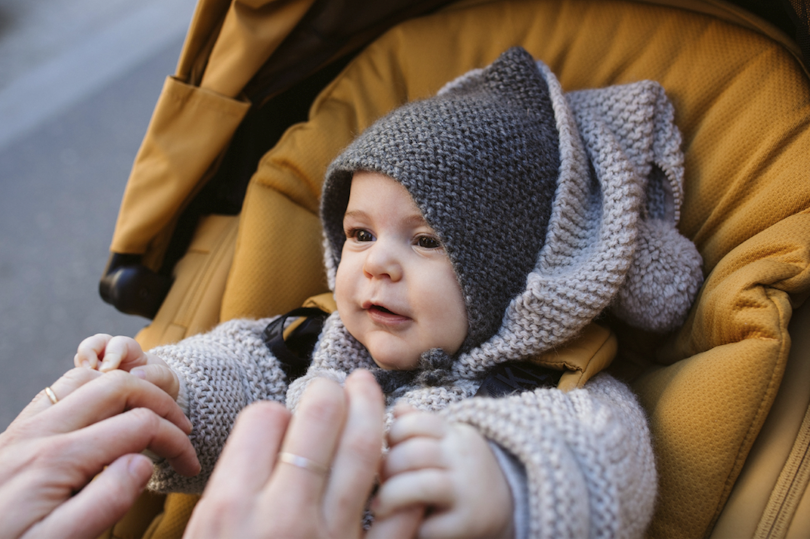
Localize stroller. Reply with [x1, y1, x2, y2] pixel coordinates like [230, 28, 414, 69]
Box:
[99, 0, 810, 537]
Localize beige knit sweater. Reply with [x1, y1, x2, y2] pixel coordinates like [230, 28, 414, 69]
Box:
[148, 313, 656, 539]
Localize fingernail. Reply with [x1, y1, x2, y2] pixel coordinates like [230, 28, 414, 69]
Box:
[131, 368, 146, 379]
[129, 454, 153, 479]
[99, 354, 119, 372]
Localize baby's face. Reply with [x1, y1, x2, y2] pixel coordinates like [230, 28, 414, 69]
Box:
[335, 171, 468, 370]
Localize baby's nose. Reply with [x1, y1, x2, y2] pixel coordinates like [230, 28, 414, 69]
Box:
[363, 243, 403, 281]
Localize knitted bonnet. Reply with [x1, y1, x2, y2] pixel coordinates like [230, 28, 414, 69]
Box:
[321, 47, 703, 376]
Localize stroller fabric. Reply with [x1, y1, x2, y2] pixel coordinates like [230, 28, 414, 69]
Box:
[106, 1, 810, 538]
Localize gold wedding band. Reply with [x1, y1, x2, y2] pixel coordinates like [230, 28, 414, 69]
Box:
[44, 386, 59, 405]
[277, 452, 329, 475]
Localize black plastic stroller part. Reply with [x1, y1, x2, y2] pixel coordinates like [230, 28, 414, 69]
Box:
[99, 253, 173, 319]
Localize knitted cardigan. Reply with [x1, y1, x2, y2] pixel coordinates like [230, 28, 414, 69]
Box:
[144, 66, 693, 538]
[148, 313, 656, 539]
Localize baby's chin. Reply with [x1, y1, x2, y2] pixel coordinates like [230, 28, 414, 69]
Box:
[369, 354, 420, 371]
[365, 344, 421, 371]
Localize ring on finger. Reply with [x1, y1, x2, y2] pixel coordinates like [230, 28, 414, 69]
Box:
[44, 386, 59, 405]
[277, 452, 330, 475]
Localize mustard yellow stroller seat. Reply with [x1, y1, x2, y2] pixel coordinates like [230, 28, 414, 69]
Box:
[100, 1, 810, 537]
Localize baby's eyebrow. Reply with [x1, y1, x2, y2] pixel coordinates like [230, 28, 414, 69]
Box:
[402, 213, 429, 227]
[343, 210, 367, 221]
[343, 210, 430, 228]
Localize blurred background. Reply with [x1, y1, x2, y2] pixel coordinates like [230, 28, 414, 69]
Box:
[0, 0, 197, 429]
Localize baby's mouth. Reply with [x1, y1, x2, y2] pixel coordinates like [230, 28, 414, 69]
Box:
[371, 304, 396, 315]
[365, 302, 409, 322]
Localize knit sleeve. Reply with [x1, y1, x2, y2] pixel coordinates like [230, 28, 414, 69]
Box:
[440, 373, 656, 539]
[146, 317, 288, 493]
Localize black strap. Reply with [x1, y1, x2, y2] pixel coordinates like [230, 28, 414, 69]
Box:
[474, 361, 563, 398]
[262, 307, 329, 381]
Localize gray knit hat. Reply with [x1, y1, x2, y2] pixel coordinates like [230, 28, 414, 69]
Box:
[321, 47, 704, 370]
[323, 47, 560, 350]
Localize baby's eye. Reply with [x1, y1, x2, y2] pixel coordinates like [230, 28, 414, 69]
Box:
[416, 235, 441, 249]
[349, 229, 375, 242]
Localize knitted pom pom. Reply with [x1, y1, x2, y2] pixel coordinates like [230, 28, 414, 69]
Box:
[611, 218, 703, 332]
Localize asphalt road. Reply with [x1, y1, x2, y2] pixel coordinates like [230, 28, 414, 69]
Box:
[0, 0, 194, 429]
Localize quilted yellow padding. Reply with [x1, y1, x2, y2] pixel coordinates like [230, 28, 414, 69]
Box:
[222, 0, 810, 537]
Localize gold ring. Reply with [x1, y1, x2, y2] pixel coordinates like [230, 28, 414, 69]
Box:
[277, 452, 329, 475]
[44, 386, 59, 405]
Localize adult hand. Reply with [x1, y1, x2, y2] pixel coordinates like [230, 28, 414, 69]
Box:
[185, 369, 422, 539]
[0, 367, 200, 539]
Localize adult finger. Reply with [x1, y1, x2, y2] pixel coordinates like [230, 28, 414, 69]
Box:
[64, 407, 200, 478]
[323, 370, 385, 532]
[373, 470, 454, 519]
[32, 370, 192, 436]
[392, 401, 418, 417]
[131, 364, 181, 400]
[388, 412, 448, 445]
[0, 411, 196, 539]
[382, 437, 446, 480]
[74, 333, 112, 369]
[188, 400, 290, 535]
[367, 506, 424, 539]
[269, 378, 347, 508]
[11, 368, 101, 424]
[31, 453, 153, 539]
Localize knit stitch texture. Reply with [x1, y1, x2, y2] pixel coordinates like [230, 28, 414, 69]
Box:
[149, 313, 657, 539]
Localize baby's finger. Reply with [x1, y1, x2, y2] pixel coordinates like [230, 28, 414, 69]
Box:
[75, 334, 112, 369]
[388, 412, 448, 445]
[382, 437, 445, 480]
[131, 364, 181, 400]
[100, 336, 144, 372]
[373, 470, 454, 519]
[367, 506, 424, 539]
[417, 509, 470, 539]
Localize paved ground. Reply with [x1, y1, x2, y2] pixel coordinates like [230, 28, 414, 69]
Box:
[0, 0, 196, 429]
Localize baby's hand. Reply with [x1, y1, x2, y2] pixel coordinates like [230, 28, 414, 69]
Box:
[374, 405, 514, 539]
[75, 334, 180, 400]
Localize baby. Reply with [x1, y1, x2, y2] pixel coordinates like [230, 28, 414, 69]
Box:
[76, 47, 702, 538]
